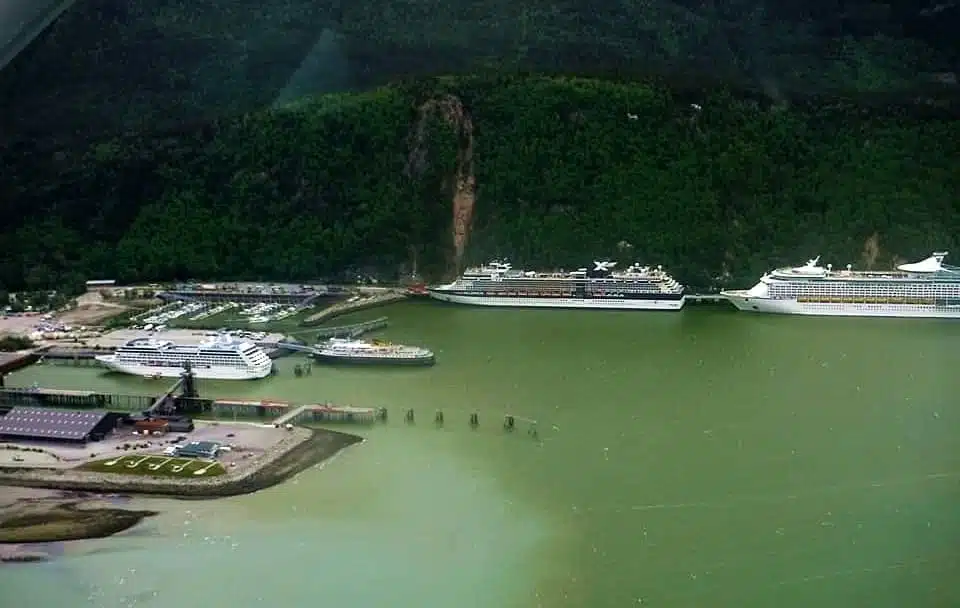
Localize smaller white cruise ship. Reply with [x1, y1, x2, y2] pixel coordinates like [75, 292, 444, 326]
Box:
[722, 251, 960, 318]
[312, 338, 435, 366]
[96, 335, 273, 380]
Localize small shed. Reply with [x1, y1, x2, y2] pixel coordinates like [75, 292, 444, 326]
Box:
[175, 440, 221, 459]
[134, 419, 169, 434]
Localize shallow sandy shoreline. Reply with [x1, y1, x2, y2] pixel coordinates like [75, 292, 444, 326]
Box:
[0, 427, 362, 548]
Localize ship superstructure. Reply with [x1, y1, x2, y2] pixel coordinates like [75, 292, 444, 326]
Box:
[427, 260, 685, 310]
[721, 251, 960, 318]
[95, 335, 273, 380]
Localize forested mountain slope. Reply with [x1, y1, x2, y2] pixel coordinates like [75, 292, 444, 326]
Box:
[1, 75, 957, 291]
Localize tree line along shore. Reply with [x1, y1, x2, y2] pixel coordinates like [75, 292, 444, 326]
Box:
[1, 74, 957, 294]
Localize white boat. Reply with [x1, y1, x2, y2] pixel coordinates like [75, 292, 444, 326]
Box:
[96, 335, 273, 380]
[721, 251, 960, 318]
[312, 338, 434, 366]
[427, 260, 685, 310]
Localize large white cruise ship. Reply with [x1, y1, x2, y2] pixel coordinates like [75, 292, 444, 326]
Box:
[95, 335, 274, 380]
[721, 251, 960, 318]
[427, 260, 685, 310]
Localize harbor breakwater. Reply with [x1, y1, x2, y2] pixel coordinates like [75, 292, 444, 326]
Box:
[302, 290, 406, 326]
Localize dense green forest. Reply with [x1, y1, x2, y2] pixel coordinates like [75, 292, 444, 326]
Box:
[2, 0, 957, 141]
[1, 74, 959, 291]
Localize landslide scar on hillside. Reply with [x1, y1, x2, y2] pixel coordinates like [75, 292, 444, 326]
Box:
[407, 94, 476, 272]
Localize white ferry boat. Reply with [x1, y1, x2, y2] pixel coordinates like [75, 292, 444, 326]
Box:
[428, 260, 685, 310]
[311, 338, 435, 366]
[95, 335, 274, 380]
[721, 251, 960, 318]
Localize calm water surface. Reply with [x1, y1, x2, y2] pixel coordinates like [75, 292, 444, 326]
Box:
[2, 302, 959, 607]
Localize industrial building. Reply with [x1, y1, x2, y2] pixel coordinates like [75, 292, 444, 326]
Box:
[0, 407, 121, 443]
[134, 419, 170, 435]
[126, 413, 195, 433]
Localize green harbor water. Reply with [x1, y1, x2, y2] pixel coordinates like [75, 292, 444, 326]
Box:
[2, 302, 959, 607]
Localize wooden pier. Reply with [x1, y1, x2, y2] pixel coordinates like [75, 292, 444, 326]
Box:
[0, 387, 152, 411]
[39, 347, 111, 360]
[273, 404, 381, 426]
[0, 352, 39, 374]
[1, 376, 543, 438]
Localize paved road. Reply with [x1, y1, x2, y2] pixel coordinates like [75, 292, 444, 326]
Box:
[0, 0, 76, 71]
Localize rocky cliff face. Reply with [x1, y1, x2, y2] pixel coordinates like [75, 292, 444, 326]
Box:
[407, 94, 476, 274]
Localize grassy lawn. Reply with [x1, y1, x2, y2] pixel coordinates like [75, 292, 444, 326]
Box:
[81, 455, 226, 478]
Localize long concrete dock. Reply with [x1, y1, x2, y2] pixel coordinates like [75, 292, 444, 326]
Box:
[302, 291, 406, 326]
[314, 317, 388, 339]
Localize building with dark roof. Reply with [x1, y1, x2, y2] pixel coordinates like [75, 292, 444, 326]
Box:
[174, 440, 221, 459]
[0, 407, 120, 443]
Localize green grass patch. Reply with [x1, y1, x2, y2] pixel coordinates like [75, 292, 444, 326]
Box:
[81, 455, 226, 478]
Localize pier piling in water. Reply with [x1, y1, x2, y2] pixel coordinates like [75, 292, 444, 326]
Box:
[435, 410, 444, 426]
[469, 412, 479, 428]
[405, 408, 415, 424]
[504, 415, 515, 431]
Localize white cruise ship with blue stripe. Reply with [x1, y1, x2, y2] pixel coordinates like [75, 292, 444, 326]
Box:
[428, 260, 685, 310]
[96, 335, 273, 380]
[722, 251, 960, 318]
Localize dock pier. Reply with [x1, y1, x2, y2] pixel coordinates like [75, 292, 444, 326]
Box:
[0, 351, 41, 374]
[685, 294, 730, 305]
[1, 370, 543, 439]
[314, 316, 388, 340]
[276, 318, 389, 356]
[273, 403, 380, 425]
[302, 291, 406, 326]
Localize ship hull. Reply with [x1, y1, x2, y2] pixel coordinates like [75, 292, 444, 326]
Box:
[311, 353, 435, 366]
[427, 290, 685, 310]
[95, 356, 273, 380]
[721, 292, 960, 319]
